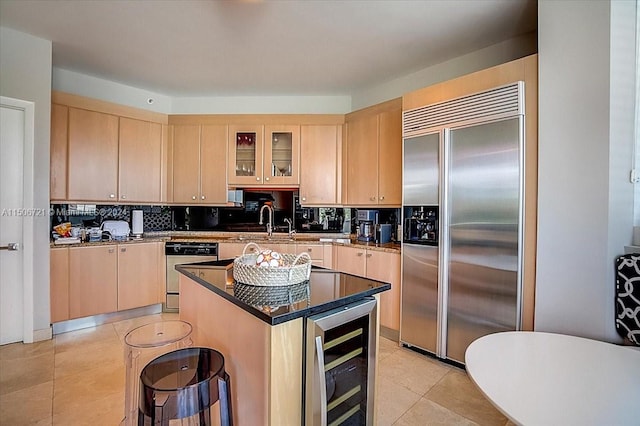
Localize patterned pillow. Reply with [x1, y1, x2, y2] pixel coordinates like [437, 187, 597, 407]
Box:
[615, 254, 640, 346]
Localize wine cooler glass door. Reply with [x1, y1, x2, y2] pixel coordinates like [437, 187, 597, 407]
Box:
[306, 298, 377, 426]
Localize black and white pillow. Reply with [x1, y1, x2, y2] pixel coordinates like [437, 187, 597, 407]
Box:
[615, 254, 640, 346]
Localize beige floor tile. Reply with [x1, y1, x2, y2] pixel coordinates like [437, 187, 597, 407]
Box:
[53, 390, 124, 426]
[395, 397, 479, 426]
[378, 348, 450, 396]
[425, 369, 507, 426]
[0, 380, 53, 425]
[379, 336, 401, 361]
[54, 323, 120, 354]
[54, 338, 124, 379]
[0, 339, 54, 361]
[0, 351, 54, 395]
[375, 373, 422, 425]
[53, 361, 125, 416]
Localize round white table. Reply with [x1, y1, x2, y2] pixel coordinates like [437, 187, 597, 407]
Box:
[465, 331, 640, 426]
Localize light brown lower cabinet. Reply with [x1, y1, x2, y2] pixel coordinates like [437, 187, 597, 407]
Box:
[69, 245, 118, 319]
[117, 242, 162, 311]
[52, 242, 163, 322]
[334, 245, 401, 332]
[50, 247, 70, 323]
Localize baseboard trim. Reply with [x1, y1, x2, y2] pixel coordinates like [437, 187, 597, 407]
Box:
[52, 304, 163, 335]
[380, 326, 399, 342]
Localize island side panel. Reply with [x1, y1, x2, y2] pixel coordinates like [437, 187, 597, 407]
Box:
[269, 317, 303, 425]
[180, 274, 271, 425]
[180, 274, 304, 425]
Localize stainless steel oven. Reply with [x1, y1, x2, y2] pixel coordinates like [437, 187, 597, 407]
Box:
[164, 242, 218, 312]
[305, 297, 377, 425]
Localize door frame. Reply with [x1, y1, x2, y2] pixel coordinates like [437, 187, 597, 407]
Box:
[1, 96, 35, 344]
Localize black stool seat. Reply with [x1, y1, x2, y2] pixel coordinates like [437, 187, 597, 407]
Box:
[138, 347, 232, 426]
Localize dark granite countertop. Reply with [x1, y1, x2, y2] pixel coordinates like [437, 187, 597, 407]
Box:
[176, 259, 390, 325]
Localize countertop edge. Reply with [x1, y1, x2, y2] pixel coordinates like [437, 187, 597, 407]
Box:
[176, 263, 391, 325]
[50, 232, 401, 253]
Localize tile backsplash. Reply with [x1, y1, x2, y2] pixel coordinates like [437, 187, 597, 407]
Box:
[50, 204, 172, 233]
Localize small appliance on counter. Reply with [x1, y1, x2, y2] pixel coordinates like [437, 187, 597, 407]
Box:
[131, 210, 144, 238]
[376, 223, 393, 244]
[357, 210, 378, 242]
[101, 220, 130, 241]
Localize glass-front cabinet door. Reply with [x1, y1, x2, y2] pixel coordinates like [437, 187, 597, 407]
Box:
[228, 124, 264, 186]
[264, 125, 300, 186]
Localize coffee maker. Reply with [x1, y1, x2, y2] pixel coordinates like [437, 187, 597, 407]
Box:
[357, 210, 378, 242]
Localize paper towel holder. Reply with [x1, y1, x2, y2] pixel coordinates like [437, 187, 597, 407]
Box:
[131, 209, 144, 239]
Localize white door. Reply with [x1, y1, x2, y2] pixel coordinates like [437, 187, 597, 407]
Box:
[0, 98, 31, 345]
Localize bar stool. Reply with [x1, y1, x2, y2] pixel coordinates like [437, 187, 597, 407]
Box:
[138, 347, 233, 426]
[123, 320, 193, 426]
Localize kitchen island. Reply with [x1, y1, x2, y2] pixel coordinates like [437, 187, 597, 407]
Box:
[177, 260, 390, 425]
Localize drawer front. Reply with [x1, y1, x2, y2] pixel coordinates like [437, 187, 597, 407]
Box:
[296, 243, 325, 262]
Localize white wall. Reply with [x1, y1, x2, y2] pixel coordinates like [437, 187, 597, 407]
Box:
[53, 68, 351, 114]
[536, 0, 636, 342]
[351, 32, 538, 111]
[171, 95, 351, 114]
[53, 68, 172, 113]
[0, 27, 52, 337]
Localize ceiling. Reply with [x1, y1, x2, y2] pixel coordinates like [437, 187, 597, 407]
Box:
[0, 0, 537, 97]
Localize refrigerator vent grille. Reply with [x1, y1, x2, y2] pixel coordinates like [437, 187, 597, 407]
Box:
[403, 82, 523, 136]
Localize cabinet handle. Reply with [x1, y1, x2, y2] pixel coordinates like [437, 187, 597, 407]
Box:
[192, 195, 197, 200]
[357, 252, 364, 256]
[108, 248, 115, 253]
[379, 195, 385, 201]
[109, 194, 115, 199]
[301, 197, 306, 202]
[201, 195, 205, 200]
[366, 253, 372, 258]
[370, 196, 377, 201]
[256, 177, 261, 181]
[121, 195, 126, 199]
[120, 247, 126, 252]
[307, 248, 313, 252]
[265, 177, 270, 181]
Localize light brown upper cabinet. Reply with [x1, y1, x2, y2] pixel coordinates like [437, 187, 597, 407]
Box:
[51, 91, 169, 204]
[228, 124, 300, 187]
[50, 104, 68, 201]
[344, 98, 402, 206]
[172, 124, 228, 204]
[299, 125, 342, 206]
[67, 107, 119, 202]
[118, 117, 163, 203]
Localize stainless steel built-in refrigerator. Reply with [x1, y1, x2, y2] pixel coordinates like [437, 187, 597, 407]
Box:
[400, 83, 525, 364]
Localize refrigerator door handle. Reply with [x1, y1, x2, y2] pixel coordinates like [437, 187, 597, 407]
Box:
[315, 335, 328, 426]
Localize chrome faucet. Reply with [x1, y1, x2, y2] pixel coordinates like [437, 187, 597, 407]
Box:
[284, 218, 296, 239]
[259, 204, 274, 236]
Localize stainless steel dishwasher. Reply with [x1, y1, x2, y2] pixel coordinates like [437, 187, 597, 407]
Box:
[164, 242, 218, 312]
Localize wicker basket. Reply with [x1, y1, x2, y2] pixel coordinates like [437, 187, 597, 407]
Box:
[234, 280, 310, 309]
[233, 242, 312, 287]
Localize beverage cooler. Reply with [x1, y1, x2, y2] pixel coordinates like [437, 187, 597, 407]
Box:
[305, 298, 377, 426]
